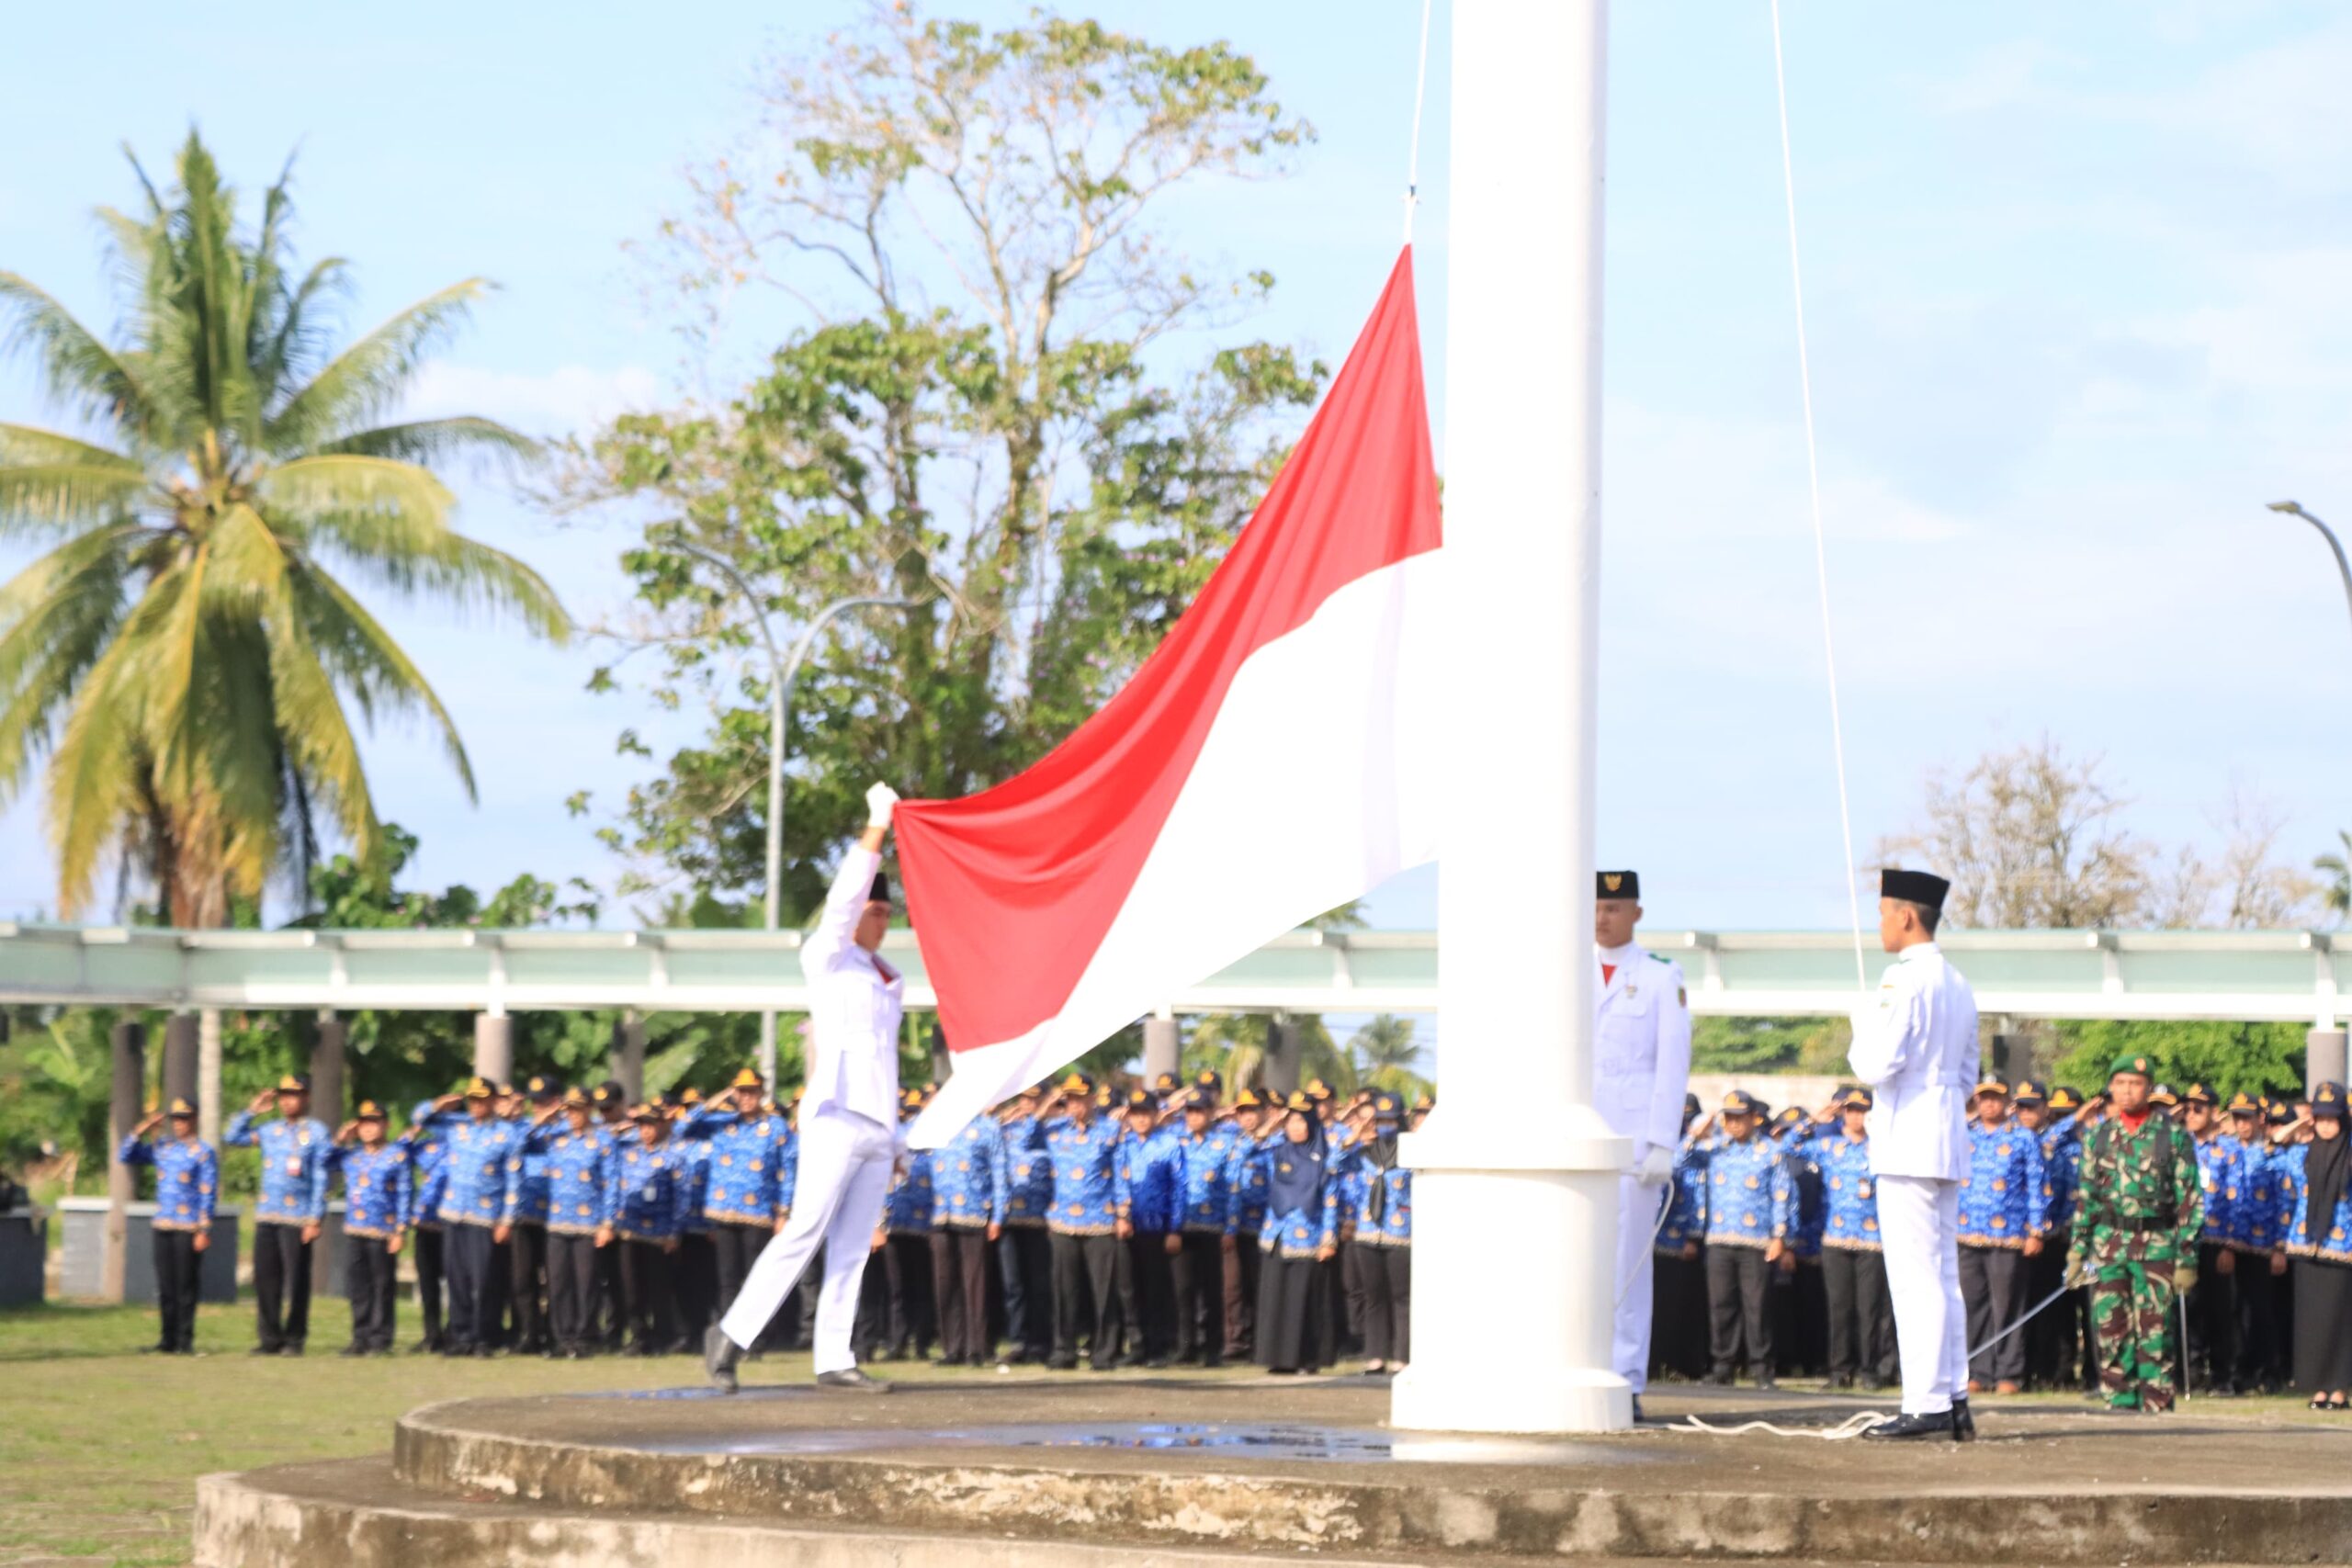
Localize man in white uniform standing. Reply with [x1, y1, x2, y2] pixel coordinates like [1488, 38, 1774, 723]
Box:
[707, 782, 906, 1393]
[1593, 870, 1692, 1417]
[1849, 867, 1979, 1440]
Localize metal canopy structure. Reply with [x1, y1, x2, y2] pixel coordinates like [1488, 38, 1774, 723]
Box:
[0, 921, 2343, 1025]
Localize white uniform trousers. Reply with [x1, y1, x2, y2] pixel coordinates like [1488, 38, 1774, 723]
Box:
[718, 1108, 896, 1373]
[1875, 1173, 1967, 1415]
[1612, 1173, 1667, 1393]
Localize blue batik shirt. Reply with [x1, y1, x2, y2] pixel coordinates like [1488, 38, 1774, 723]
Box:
[406, 1134, 449, 1230]
[677, 1105, 789, 1227]
[1695, 1134, 1792, 1250]
[2039, 1112, 2085, 1229]
[1173, 1126, 1240, 1235]
[527, 1124, 611, 1236]
[884, 1144, 934, 1235]
[931, 1114, 1001, 1232]
[1261, 1148, 1340, 1261]
[603, 1141, 692, 1242]
[992, 1113, 1052, 1227]
[1044, 1114, 1123, 1236]
[1115, 1123, 1183, 1234]
[1225, 1131, 1274, 1236]
[1811, 1129, 1882, 1252]
[1775, 1125, 1826, 1259]
[503, 1116, 552, 1226]
[1656, 1141, 1706, 1256]
[1339, 1145, 1411, 1247]
[1957, 1119, 2049, 1247]
[2193, 1134, 2239, 1247]
[413, 1110, 518, 1229]
[2277, 1142, 2352, 1266]
[224, 1111, 333, 1225]
[120, 1134, 218, 1233]
[2234, 1138, 2286, 1252]
[334, 1143, 413, 1238]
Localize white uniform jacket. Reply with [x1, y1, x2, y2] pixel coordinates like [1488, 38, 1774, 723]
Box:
[1848, 942, 1978, 1182]
[1594, 944, 1693, 1161]
[801, 845, 905, 1127]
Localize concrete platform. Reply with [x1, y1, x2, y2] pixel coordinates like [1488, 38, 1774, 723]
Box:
[196, 1376, 2352, 1566]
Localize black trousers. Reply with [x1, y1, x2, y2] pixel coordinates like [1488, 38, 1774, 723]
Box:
[1118, 1233, 1174, 1362]
[345, 1235, 398, 1351]
[676, 1231, 718, 1340]
[1170, 1232, 1227, 1363]
[1706, 1245, 1773, 1377]
[2024, 1230, 2073, 1387]
[2186, 1242, 2233, 1390]
[595, 1236, 627, 1348]
[152, 1227, 200, 1352]
[1650, 1251, 1710, 1382]
[507, 1224, 549, 1352]
[708, 1222, 770, 1327]
[252, 1221, 313, 1352]
[1225, 1232, 1261, 1358]
[413, 1225, 447, 1350]
[548, 1232, 599, 1352]
[2235, 1258, 2283, 1387]
[1820, 1247, 1894, 1382]
[884, 1233, 937, 1355]
[489, 1235, 514, 1346]
[1351, 1241, 1410, 1364]
[1341, 1240, 1370, 1345]
[1961, 1244, 2030, 1385]
[617, 1238, 675, 1352]
[998, 1224, 1053, 1356]
[1051, 1231, 1122, 1367]
[444, 1223, 497, 1351]
[931, 1227, 993, 1361]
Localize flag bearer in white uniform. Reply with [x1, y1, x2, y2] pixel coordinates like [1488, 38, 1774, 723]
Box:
[707, 782, 906, 1393]
[1593, 870, 1693, 1417]
[1850, 867, 1981, 1441]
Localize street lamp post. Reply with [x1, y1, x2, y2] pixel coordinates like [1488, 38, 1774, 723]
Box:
[2267, 501, 2352, 643]
[669, 539, 917, 1089]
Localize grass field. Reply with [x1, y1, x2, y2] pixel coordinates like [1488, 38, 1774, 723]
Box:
[0, 1292, 2334, 1568]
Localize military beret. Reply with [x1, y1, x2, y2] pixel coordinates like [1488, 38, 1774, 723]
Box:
[2109, 1055, 2153, 1079]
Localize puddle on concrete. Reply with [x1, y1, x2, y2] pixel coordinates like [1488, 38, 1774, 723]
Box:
[627, 1419, 1641, 1466]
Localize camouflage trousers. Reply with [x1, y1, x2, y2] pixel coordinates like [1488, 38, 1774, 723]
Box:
[2089, 1245, 2181, 1411]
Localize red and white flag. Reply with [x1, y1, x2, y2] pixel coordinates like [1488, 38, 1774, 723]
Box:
[900, 249, 1442, 1148]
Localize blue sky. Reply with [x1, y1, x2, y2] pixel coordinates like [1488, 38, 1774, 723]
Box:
[2, 1, 2347, 934]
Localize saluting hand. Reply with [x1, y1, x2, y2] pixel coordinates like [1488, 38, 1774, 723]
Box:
[248, 1089, 276, 1114]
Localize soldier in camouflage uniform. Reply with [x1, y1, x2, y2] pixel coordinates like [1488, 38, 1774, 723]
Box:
[2067, 1054, 2204, 1412]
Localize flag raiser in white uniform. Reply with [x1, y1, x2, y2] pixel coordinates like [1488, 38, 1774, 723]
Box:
[716, 842, 904, 1372]
[1595, 928, 1693, 1397]
[1848, 932, 1979, 1418]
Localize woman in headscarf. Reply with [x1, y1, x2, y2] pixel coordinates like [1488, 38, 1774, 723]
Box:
[2277, 1082, 2352, 1409]
[1255, 1091, 1340, 1374]
[1341, 1090, 1413, 1375]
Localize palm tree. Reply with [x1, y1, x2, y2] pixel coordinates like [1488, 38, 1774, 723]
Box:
[2317, 830, 2352, 928]
[1347, 1013, 1425, 1093]
[0, 132, 566, 924]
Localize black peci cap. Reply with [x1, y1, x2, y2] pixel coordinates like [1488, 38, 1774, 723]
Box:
[1881, 867, 1951, 910]
[1597, 870, 1640, 900]
[869, 871, 891, 903]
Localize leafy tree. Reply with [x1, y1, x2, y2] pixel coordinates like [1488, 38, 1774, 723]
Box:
[2316, 829, 2352, 926]
[562, 5, 1319, 917]
[2048, 1020, 2305, 1101]
[1346, 1013, 1431, 1098]
[0, 131, 567, 926]
[1690, 1016, 1852, 1077]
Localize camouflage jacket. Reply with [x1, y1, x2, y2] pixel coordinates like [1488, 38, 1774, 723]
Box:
[2073, 1113, 2204, 1262]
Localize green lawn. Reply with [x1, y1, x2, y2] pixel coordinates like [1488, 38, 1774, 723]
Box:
[0, 1293, 2330, 1568]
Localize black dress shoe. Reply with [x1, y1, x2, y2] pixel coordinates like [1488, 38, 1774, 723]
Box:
[1754, 1374, 1779, 1391]
[1861, 1410, 1955, 1440]
[1046, 1354, 1077, 1371]
[704, 1325, 741, 1393]
[816, 1367, 891, 1393]
[1951, 1398, 1976, 1442]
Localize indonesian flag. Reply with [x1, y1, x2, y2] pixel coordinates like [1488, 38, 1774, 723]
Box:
[899, 248, 1442, 1149]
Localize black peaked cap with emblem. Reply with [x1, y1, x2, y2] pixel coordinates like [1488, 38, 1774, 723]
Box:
[1597, 870, 1640, 900]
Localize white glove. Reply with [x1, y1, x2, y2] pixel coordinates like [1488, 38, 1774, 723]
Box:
[865, 781, 899, 831]
[1635, 1145, 1674, 1186]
